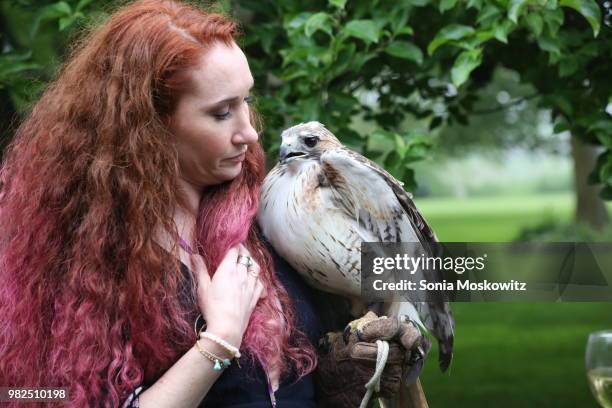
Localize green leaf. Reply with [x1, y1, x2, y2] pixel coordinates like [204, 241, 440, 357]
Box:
[59, 16, 75, 31]
[411, 0, 434, 6]
[476, 5, 503, 25]
[493, 20, 514, 43]
[394, 133, 407, 158]
[439, 0, 457, 13]
[343, 19, 380, 44]
[384, 41, 423, 64]
[280, 47, 311, 67]
[590, 120, 612, 149]
[299, 97, 320, 121]
[559, 0, 601, 36]
[350, 53, 377, 72]
[0, 52, 42, 81]
[596, 133, 612, 149]
[553, 122, 571, 134]
[451, 48, 483, 87]
[76, 0, 95, 11]
[427, 24, 475, 55]
[507, 0, 527, 23]
[257, 25, 279, 54]
[52, 1, 71, 15]
[30, 1, 73, 37]
[280, 66, 309, 81]
[599, 160, 612, 185]
[542, 8, 565, 34]
[559, 57, 579, 77]
[589, 120, 612, 135]
[395, 26, 415, 36]
[525, 13, 544, 36]
[404, 134, 432, 162]
[547, 94, 573, 116]
[367, 129, 395, 153]
[390, 7, 410, 34]
[384, 150, 403, 177]
[544, 0, 560, 10]
[285, 12, 313, 31]
[304, 12, 332, 37]
[0, 61, 41, 80]
[467, 0, 485, 10]
[328, 0, 347, 9]
[537, 32, 562, 57]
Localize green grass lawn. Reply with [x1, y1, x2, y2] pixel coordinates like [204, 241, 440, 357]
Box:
[406, 193, 611, 407]
[415, 192, 576, 242]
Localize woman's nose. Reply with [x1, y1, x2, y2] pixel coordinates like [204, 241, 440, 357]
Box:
[241, 121, 259, 145]
[234, 106, 259, 145]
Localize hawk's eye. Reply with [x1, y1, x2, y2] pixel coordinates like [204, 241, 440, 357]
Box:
[304, 136, 318, 148]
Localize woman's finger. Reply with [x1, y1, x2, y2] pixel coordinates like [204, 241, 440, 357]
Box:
[235, 243, 255, 277]
[215, 244, 241, 274]
[191, 254, 210, 283]
[249, 279, 265, 310]
[245, 257, 260, 279]
[190, 253, 208, 274]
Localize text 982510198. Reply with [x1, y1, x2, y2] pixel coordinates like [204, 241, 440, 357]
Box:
[0, 387, 69, 402]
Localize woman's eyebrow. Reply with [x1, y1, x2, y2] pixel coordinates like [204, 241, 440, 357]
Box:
[207, 82, 255, 108]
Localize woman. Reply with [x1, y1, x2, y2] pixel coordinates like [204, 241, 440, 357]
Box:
[0, 1, 422, 406]
[0, 1, 318, 406]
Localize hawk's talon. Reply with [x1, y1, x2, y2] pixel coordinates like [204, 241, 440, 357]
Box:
[409, 346, 424, 365]
[342, 325, 351, 344]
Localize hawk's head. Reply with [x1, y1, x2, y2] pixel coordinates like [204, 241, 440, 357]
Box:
[278, 121, 342, 164]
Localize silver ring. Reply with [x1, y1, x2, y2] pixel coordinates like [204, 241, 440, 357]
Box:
[237, 255, 253, 268]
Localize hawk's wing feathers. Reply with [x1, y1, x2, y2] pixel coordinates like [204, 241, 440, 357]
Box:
[321, 147, 436, 245]
[320, 147, 454, 371]
[320, 148, 417, 243]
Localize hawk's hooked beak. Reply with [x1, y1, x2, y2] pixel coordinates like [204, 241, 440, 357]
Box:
[279, 144, 306, 164]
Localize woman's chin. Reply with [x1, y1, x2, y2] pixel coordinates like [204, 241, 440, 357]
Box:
[218, 162, 243, 182]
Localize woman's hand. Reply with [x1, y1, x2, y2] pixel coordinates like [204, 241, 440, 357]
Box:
[190, 243, 265, 348]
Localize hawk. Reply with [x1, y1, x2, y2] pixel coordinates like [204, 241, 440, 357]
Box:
[257, 121, 454, 372]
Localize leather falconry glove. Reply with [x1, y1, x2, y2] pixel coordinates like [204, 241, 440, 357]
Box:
[315, 311, 430, 408]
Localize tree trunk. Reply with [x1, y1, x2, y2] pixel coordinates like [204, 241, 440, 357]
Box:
[570, 136, 609, 230]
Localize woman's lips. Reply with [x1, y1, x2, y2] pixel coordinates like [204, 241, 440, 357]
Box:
[225, 152, 246, 162]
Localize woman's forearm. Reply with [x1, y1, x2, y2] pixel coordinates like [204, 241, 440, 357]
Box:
[137, 336, 234, 408]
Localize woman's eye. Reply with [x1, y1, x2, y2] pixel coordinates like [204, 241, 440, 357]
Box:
[212, 96, 252, 120]
[213, 111, 231, 120]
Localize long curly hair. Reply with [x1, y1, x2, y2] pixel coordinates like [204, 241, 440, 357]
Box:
[0, 1, 316, 406]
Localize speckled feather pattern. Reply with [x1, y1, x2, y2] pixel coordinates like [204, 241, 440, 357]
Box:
[257, 121, 454, 371]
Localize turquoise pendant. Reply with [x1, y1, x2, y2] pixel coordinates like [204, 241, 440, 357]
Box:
[223, 358, 231, 367]
[213, 359, 222, 371]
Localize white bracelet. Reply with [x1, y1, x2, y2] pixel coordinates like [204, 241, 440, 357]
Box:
[199, 331, 241, 358]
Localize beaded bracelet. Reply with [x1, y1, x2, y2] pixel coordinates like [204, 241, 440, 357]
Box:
[195, 339, 232, 371]
[199, 331, 241, 358]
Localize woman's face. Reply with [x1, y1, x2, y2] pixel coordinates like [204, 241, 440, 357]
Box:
[169, 41, 258, 188]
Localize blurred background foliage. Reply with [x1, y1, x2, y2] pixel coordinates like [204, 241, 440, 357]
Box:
[1, 0, 611, 237]
[1, 1, 612, 406]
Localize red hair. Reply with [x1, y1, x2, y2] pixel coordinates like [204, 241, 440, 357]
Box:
[0, 1, 316, 406]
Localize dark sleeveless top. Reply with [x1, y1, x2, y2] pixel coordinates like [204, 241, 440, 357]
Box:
[122, 245, 351, 408]
[200, 247, 322, 408]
